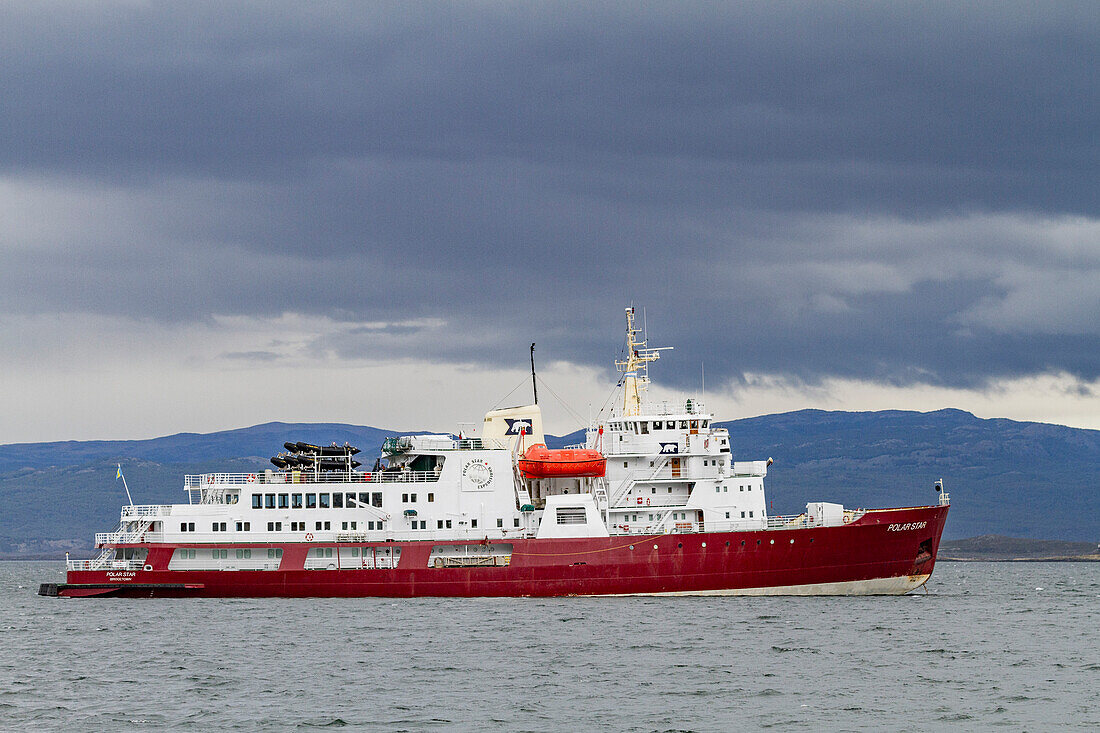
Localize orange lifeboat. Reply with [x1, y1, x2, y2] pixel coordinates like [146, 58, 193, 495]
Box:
[518, 444, 606, 479]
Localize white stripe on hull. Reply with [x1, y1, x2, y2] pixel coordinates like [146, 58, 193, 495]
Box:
[617, 573, 931, 597]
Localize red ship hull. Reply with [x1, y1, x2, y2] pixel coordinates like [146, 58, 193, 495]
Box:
[45, 504, 947, 598]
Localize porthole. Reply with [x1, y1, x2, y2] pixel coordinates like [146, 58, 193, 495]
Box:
[701, 542, 707, 548]
[790, 539, 795, 544]
[756, 540, 761, 545]
[770, 539, 775, 545]
[677, 543, 683, 548]
[629, 545, 635, 550]
[726, 541, 731, 547]
[653, 544, 659, 549]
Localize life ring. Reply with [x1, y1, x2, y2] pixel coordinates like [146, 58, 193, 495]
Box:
[143, 564, 153, 571]
[646, 498, 651, 506]
[636, 497, 643, 505]
[842, 515, 851, 524]
[206, 475, 214, 484]
[434, 557, 444, 568]
[305, 532, 314, 541]
[246, 473, 257, 483]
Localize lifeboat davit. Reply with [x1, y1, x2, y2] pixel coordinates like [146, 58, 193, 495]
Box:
[518, 444, 606, 479]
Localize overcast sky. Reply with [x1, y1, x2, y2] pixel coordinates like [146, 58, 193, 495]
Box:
[2, 1, 1099, 442]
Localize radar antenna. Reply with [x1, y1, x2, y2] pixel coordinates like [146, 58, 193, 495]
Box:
[615, 307, 671, 416]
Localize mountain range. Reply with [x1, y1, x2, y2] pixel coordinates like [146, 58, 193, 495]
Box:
[1, 408, 1097, 558]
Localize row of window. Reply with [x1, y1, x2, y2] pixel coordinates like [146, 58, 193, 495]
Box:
[178, 548, 283, 561]
[181, 517, 519, 534]
[311, 547, 398, 558]
[251, 492, 385, 510]
[610, 419, 710, 434]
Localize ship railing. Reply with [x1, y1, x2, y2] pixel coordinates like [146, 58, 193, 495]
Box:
[185, 470, 442, 487]
[384, 435, 508, 453]
[95, 532, 165, 545]
[606, 512, 868, 535]
[121, 504, 172, 518]
[67, 558, 145, 571]
[618, 399, 708, 417]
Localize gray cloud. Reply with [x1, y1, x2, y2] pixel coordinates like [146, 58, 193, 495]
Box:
[2, 1, 1098, 394]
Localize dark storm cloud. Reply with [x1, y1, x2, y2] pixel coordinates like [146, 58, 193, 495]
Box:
[2, 1, 1098, 389]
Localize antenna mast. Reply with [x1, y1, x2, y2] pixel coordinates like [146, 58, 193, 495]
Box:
[615, 307, 670, 416]
[530, 343, 538, 405]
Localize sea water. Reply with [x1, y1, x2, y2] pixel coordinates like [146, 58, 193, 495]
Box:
[1, 561, 1098, 731]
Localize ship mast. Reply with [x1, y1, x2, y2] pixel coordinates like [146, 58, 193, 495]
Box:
[615, 307, 668, 416]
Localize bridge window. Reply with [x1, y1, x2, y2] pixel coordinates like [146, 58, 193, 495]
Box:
[640, 422, 649, 434]
[278, 494, 289, 509]
[357, 492, 369, 507]
[252, 494, 261, 509]
[265, 494, 275, 508]
[666, 421, 675, 429]
[372, 492, 383, 507]
[471, 519, 477, 528]
[345, 492, 356, 507]
[292, 493, 303, 508]
[306, 493, 317, 509]
[333, 493, 343, 508]
[320, 493, 330, 508]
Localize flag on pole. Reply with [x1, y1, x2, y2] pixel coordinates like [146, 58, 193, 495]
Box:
[116, 465, 122, 480]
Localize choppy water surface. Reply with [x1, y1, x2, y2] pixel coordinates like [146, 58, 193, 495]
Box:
[2, 561, 1098, 731]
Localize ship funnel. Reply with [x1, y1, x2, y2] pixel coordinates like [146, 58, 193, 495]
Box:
[483, 404, 544, 452]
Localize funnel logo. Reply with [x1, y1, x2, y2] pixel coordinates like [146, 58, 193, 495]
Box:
[659, 442, 679, 454]
[505, 419, 533, 435]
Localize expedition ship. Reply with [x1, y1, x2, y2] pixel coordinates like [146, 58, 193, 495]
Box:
[41, 308, 949, 598]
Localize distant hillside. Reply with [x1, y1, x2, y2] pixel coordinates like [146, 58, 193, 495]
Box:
[1, 409, 1098, 557]
[716, 408, 1100, 542]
